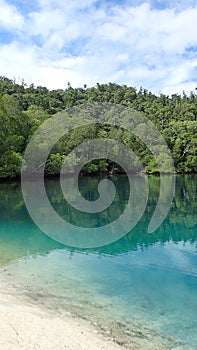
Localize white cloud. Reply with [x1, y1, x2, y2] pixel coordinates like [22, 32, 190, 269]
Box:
[0, 0, 24, 30]
[0, 42, 38, 80]
[28, 9, 66, 39]
[0, 0, 197, 95]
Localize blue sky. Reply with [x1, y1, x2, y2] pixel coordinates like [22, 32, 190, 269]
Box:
[0, 0, 197, 95]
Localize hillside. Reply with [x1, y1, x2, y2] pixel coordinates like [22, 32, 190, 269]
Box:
[0, 76, 196, 177]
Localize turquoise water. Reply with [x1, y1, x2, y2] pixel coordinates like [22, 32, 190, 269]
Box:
[0, 175, 196, 349]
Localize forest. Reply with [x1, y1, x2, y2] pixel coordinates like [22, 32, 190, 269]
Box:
[0, 75, 196, 178]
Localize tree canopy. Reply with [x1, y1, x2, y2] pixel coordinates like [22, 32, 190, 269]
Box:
[0, 76, 196, 178]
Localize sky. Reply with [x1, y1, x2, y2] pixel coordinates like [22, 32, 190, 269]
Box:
[0, 0, 197, 95]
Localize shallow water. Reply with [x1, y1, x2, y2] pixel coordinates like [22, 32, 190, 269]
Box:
[0, 175, 196, 349]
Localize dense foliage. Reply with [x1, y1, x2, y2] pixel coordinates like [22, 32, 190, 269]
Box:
[0, 76, 196, 177]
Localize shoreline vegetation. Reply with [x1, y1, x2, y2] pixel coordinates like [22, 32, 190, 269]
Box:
[0, 76, 196, 179]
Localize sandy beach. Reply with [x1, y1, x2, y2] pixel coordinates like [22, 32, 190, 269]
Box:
[0, 266, 186, 350]
[0, 286, 182, 350]
[0, 290, 126, 350]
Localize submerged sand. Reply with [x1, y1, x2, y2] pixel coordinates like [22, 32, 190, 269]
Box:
[0, 290, 183, 350]
[0, 274, 186, 350]
[0, 291, 125, 350]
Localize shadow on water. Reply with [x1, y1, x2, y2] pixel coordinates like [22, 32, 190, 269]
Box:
[0, 174, 196, 263]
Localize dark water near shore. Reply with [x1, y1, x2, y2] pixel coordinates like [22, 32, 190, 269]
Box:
[0, 175, 196, 349]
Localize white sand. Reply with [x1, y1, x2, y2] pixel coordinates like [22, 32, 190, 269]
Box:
[0, 291, 126, 350]
[0, 275, 180, 350]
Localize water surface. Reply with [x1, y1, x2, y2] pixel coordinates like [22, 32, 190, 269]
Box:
[0, 175, 196, 349]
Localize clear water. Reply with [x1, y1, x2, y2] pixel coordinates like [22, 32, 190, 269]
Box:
[0, 175, 196, 349]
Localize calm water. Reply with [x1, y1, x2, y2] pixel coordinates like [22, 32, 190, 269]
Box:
[0, 175, 196, 349]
